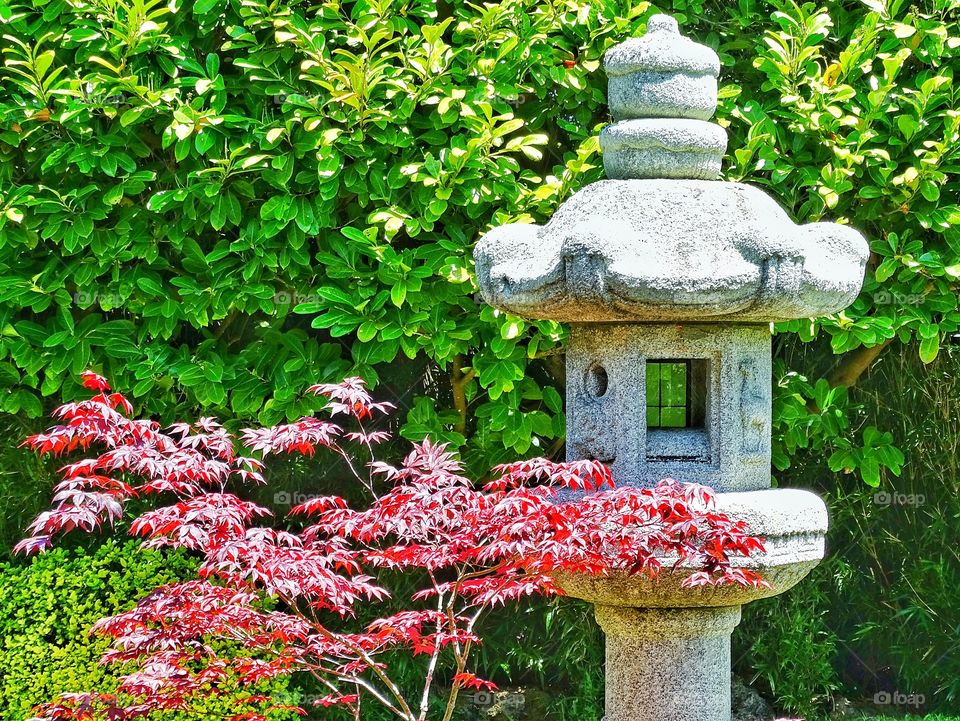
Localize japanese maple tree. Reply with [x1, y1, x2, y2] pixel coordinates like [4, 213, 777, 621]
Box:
[19, 371, 767, 721]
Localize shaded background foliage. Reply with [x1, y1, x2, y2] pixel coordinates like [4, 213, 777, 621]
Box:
[736, 340, 960, 717]
[0, 0, 958, 717]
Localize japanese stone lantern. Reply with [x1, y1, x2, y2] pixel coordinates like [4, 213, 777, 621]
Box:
[474, 15, 869, 721]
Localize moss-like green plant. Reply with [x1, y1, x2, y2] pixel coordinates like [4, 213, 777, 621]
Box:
[0, 540, 295, 721]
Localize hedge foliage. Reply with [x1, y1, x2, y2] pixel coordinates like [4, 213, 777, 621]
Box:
[1, 0, 958, 483]
[0, 540, 296, 721]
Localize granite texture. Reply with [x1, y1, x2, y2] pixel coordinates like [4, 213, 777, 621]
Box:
[605, 15, 720, 76]
[605, 14, 719, 121]
[608, 70, 718, 122]
[470, 14, 855, 721]
[601, 119, 727, 179]
[732, 676, 774, 721]
[566, 323, 772, 492]
[475, 180, 869, 323]
[475, 17, 869, 323]
[595, 605, 740, 721]
[552, 485, 826, 721]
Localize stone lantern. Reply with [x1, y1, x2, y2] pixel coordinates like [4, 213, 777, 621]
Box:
[474, 15, 868, 721]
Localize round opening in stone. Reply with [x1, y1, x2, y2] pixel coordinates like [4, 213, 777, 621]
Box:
[585, 363, 609, 398]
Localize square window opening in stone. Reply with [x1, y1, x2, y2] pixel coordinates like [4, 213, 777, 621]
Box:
[645, 359, 708, 429]
[646, 359, 710, 461]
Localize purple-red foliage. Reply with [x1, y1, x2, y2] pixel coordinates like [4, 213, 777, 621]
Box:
[20, 371, 768, 721]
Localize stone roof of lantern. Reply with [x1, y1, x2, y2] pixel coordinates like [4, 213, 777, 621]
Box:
[474, 14, 868, 324]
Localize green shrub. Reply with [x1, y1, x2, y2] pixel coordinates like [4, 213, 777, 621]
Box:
[823, 344, 960, 709]
[0, 0, 955, 483]
[739, 343, 960, 717]
[0, 539, 295, 721]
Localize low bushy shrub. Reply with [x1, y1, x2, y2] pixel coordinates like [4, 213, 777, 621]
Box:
[0, 539, 295, 721]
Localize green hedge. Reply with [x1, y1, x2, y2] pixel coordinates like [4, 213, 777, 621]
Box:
[0, 540, 295, 721]
[1, 0, 957, 485]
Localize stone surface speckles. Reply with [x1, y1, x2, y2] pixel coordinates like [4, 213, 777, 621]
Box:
[605, 14, 720, 122]
[474, 180, 869, 323]
[605, 15, 720, 77]
[607, 69, 719, 122]
[553, 485, 827, 721]
[595, 606, 740, 721]
[732, 676, 774, 721]
[566, 323, 772, 492]
[553, 488, 829, 607]
[602, 11, 723, 179]
[601, 119, 727, 179]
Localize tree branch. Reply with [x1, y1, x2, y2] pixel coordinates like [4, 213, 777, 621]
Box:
[539, 352, 565, 387]
[451, 356, 476, 435]
[806, 339, 893, 414]
[827, 339, 893, 388]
